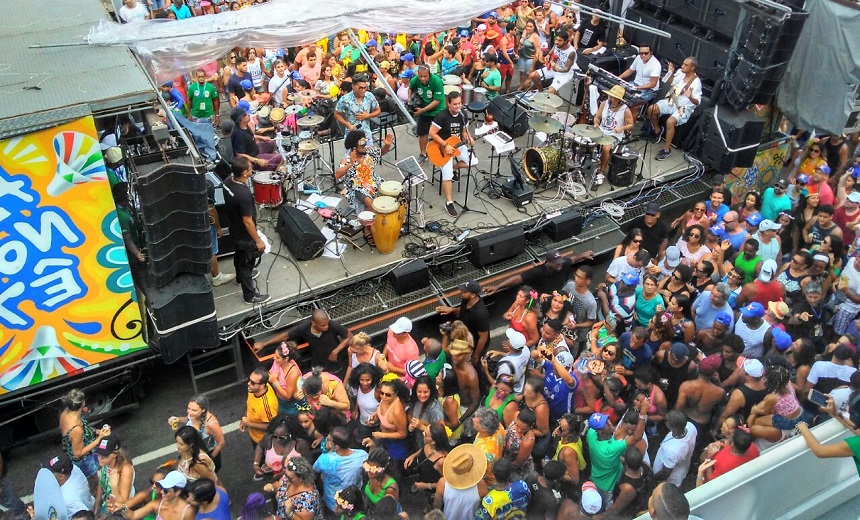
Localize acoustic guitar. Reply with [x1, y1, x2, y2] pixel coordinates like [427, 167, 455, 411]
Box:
[427, 136, 463, 167]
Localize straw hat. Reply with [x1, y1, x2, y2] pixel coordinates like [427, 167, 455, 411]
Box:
[449, 339, 471, 355]
[603, 84, 626, 100]
[442, 444, 487, 489]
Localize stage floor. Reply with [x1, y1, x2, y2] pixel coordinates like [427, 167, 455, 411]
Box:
[211, 106, 708, 343]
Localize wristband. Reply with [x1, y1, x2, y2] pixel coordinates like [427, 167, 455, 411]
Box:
[639, 414, 648, 420]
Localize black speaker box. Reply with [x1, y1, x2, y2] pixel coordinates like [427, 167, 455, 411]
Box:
[704, 0, 742, 40]
[625, 7, 665, 54]
[275, 205, 326, 261]
[546, 209, 583, 241]
[387, 259, 430, 295]
[145, 273, 219, 364]
[487, 97, 530, 138]
[696, 38, 730, 85]
[661, 22, 698, 65]
[695, 105, 764, 170]
[465, 226, 525, 267]
[663, 0, 710, 28]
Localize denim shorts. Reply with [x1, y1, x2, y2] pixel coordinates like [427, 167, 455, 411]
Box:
[210, 225, 219, 255]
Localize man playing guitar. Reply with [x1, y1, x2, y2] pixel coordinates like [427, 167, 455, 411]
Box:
[647, 56, 701, 161]
[428, 91, 478, 217]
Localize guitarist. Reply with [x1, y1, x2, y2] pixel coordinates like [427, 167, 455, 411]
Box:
[429, 91, 478, 217]
[646, 57, 701, 161]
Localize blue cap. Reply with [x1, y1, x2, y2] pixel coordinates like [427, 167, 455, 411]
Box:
[740, 302, 765, 319]
[488, 11, 498, 18]
[459, 29, 471, 37]
[620, 271, 640, 286]
[850, 166, 860, 179]
[383, 39, 392, 45]
[366, 39, 378, 47]
[709, 224, 726, 237]
[291, 70, 303, 80]
[745, 212, 763, 227]
[588, 412, 609, 430]
[796, 173, 810, 184]
[773, 328, 792, 351]
[714, 311, 733, 326]
[670, 342, 690, 359]
[160, 80, 173, 88]
[237, 99, 252, 114]
[276, 48, 287, 57]
[400, 68, 415, 79]
[240, 79, 253, 90]
[402, 52, 415, 62]
[816, 164, 832, 175]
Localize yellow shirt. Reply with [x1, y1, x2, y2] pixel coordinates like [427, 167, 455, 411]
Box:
[246, 384, 278, 443]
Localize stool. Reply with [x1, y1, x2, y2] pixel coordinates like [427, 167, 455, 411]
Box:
[370, 112, 398, 159]
[431, 164, 462, 196]
[467, 101, 488, 125]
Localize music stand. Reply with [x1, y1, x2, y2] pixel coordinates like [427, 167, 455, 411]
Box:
[395, 156, 428, 235]
[454, 146, 487, 223]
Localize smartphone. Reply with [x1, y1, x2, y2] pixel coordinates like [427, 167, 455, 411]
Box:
[808, 389, 829, 408]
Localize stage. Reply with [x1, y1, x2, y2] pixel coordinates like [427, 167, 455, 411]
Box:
[209, 99, 709, 352]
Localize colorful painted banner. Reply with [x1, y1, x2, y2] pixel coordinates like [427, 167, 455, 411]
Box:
[725, 135, 792, 205]
[0, 117, 147, 396]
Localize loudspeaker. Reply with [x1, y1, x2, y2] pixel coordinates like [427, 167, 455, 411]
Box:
[146, 273, 219, 364]
[487, 97, 530, 138]
[661, 22, 699, 65]
[275, 206, 326, 261]
[465, 226, 525, 267]
[696, 38, 730, 85]
[546, 209, 583, 241]
[136, 164, 212, 287]
[704, 0, 742, 40]
[387, 259, 430, 295]
[693, 105, 764, 170]
[663, 0, 710, 29]
[625, 7, 664, 54]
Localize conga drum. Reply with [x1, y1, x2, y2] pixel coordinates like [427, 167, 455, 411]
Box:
[371, 196, 401, 254]
[379, 180, 406, 222]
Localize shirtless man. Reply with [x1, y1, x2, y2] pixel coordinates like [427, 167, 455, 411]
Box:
[675, 356, 725, 436]
[448, 338, 481, 433]
[694, 311, 732, 357]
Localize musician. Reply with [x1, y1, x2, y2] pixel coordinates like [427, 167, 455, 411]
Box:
[618, 44, 661, 103]
[409, 65, 447, 164]
[522, 29, 577, 94]
[429, 91, 478, 217]
[229, 107, 284, 172]
[647, 57, 701, 161]
[480, 53, 502, 101]
[334, 73, 381, 144]
[335, 130, 395, 211]
[595, 85, 634, 177]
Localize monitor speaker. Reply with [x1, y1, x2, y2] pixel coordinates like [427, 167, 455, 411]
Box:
[546, 210, 583, 241]
[387, 259, 430, 295]
[465, 226, 525, 267]
[275, 205, 326, 261]
[487, 97, 530, 138]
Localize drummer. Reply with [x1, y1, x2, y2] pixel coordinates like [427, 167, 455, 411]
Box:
[480, 53, 501, 101]
[594, 85, 634, 179]
[230, 106, 284, 172]
[335, 130, 395, 211]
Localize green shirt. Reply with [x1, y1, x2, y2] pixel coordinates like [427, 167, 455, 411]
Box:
[634, 286, 665, 327]
[409, 73, 446, 117]
[187, 81, 218, 118]
[586, 428, 627, 492]
[734, 254, 762, 284]
[483, 68, 502, 101]
[424, 350, 447, 379]
[846, 435, 860, 476]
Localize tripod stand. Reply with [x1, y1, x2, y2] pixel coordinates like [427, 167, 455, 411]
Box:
[454, 145, 487, 223]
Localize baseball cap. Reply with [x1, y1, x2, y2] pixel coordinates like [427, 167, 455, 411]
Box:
[664, 246, 681, 267]
[477, 23, 487, 31]
[402, 52, 415, 62]
[400, 69, 415, 79]
[698, 355, 721, 374]
[711, 174, 725, 185]
[488, 11, 498, 18]
[555, 350, 574, 369]
[848, 192, 860, 204]
[759, 219, 781, 232]
[458, 280, 482, 294]
[670, 342, 689, 359]
[157, 471, 188, 490]
[740, 302, 766, 319]
[390, 316, 413, 334]
[620, 271, 640, 286]
[459, 29, 471, 37]
[708, 224, 726, 237]
[383, 39, 392, 45]
[644, 201, 661, 215]
[775, 178, 788, 188]
[545, 249, 564, 265]
[48, 454, 73, 475]
[581, 482, 603, 514]
[850, 166, 860, 179]
[275, 48, 287, 57]
[588, 412, 609, 430]
[773, 328, 792, 351]
[291, 70, 303, 80]
[237, 99, 252, 115]
[505, 328, 527, 350]
[714, 311, 733, 326]
[240, 79, 253, 90]
[366, 39, 378, 48]
[816, 164, 832, 175]
[745, 212, 763, 227]
[229, 107, 246, 124]
[743, 358, 764, 378]
[758, 259, 778, 282]
[94, 435, 121, 456]
[796, 173, 810, 184]
[160, 80, 174, 88]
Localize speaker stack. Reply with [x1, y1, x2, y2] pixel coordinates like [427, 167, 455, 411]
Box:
[690, 105, 765, 171]
[723, 6, 808, 110]
[135, 163, 220, 363]
[275, 205, 326, 261]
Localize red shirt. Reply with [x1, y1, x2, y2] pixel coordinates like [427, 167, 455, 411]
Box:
[709, 443, 759, 480]
[834, 206, 860, 246]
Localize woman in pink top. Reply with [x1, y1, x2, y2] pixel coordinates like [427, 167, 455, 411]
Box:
[672, 201, 711, 236]
[383, 317, 419, 376]
[748, 366, 806, 442]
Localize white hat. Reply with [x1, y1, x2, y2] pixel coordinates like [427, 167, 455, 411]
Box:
[477, 23, 487, 31]
[157, 471, 187, 489]
[664, 246, 681, 268]
[743, 358, 764, 378]
[555, 351, 574, 369]
[758, 259, 778, 282]
[581, 481, 603, 514]
[848, 192, 860, 204]
[759, 219, 781, 232]
[389, 316, 413, 334]
[505, 328, 527, 350]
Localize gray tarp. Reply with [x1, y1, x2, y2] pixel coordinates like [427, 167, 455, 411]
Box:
[777, 0, 860, 135]
[87, 0, 509, 80]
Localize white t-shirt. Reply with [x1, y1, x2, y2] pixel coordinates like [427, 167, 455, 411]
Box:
[119, 3, 149, 23]
[551, 44, 578, 74]
[666, 69, 702, 111]
[629, 55, 661, 90]
[653, 421, 698, 486]
[268, 72, 290, 104]
[606, 255, 639, 281]
[497, 347, 532, 393]
[838, 259, 860, 313]
[62, 465, 95, 516]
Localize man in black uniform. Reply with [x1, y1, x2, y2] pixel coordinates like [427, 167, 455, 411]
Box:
[222, 157, 270, 304]
[484, 248, 594, 297]
[436, 280, 490, 365]
[255, 309, 353, 376]
[624, 201, 670, 260]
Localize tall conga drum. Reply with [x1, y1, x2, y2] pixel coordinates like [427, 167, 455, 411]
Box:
[371, 196, 402, 254]
[379, 180, 406, 222]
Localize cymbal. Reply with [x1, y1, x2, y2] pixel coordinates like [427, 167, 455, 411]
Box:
[528, 116, 564, 134]
[285, 105, 304, 115]
[299, 90, 318, 98]
[570, 124, 603, 139]
[592, 135, 617, 146]
[532, 92, 563, 108]
[298, 140, 320, 152]
[297, 115, 325, 127]
[529, 100, 556, 113]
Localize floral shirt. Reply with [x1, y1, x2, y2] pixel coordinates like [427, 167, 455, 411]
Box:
[276, 477, 324, 520]
[342, 146, 384, 207]
[335, 91, 379, 140]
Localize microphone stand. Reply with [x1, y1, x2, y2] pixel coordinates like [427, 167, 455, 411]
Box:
[454, 145, 487, 222]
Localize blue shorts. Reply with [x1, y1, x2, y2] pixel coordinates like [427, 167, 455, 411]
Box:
[149, 0, 165, 9]
[210, 225, 219, 255]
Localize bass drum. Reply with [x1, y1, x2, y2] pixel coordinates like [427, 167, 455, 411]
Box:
[607, 148, 639, 187]
[523, 146, 565, 182]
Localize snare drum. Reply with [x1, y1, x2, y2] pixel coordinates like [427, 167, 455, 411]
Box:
[252, 172, 283, 206]
[357, 210, 375, 227]
[371, 195, 402, 254]
[473, 87, 488, 103]
[298, 131, 313, 141]
[443, 74, 462, 86]
[462, 84, 475, 105]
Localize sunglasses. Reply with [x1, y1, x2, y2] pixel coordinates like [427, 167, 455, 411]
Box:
[723, 219, 735, 224]
[688, 233, 701, 239]
[640, 51, 650, 55]
[272, 434, 289, 441]
[603, 348, 617, 355]
[694, 207, 705, 212]
[248, 379, 263, 386]
[811, 149, 821, 153]
[380, 391, 395, 397]
[633, 239, 642, 243]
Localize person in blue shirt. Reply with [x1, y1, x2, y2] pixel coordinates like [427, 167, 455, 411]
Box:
[705, 188, 730, 223]
[475, 459, 531, 520]
[619, 327, 653, 376]
[159, 80, 185, 113]
[313, 427, 368, 515]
